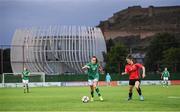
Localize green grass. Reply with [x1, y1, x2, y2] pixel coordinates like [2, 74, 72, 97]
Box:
[0, 85, 180, 111]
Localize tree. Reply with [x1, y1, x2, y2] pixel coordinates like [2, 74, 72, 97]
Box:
[105, 43, 128, 73]
[106, 38, 115, 52]
[162, 48, 180, 72]
[145, 33, 179, 71]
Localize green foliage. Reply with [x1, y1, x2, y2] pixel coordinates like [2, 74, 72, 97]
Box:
[106, 38, 115, 52]
[162, 48, 180, 72]
[105, 43, 128, 73]
[162, 48, 180, 63]
[145, 33, 179, 71]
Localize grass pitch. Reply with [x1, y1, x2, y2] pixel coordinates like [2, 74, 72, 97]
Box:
[0, 85, 180, 111]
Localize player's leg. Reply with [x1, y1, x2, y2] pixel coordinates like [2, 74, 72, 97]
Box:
[162, 80, 164, 87]
[135, 80, 142, 95]
[163, 77, 166, 87]
[165, 77, 169, 87]
[23, 83, 26, 93]
[90, 85, 94, 101]
[135, 80, 144, 101]
[94, 80, 103, 101]
[128, 80, 134, 100]
[128, 85, 133, 100]
[88, 80, 94, 101]
[106, 81, 108, 86]
[22, 80, 26, 93]
[94, 81, 100, 96]
[25, 80, 29, 93]
[26, 84, 29, 93]
[107, 81, 110, 86]
[108, 80, 111, 86]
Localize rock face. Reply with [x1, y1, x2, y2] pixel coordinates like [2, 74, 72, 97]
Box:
[98, 6, 180, 40]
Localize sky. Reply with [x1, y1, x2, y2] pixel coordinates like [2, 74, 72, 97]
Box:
[0, 0, 180, 46]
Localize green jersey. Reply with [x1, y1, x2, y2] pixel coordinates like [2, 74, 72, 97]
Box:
[86, 63, 100, 80]
[22, 70, 30, 80]
[162, 70, 170, 77]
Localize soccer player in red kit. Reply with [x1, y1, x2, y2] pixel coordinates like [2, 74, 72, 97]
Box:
[122, 54, 146, 101]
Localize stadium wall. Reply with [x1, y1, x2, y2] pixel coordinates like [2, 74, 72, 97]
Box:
[1, 73, 180, 83]
[1, 80, 180, 88]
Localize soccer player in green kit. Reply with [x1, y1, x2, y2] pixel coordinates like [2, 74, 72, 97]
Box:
[82, 56, 104, 101]
[161, 67, 170, 87]
[22, 67, 30, 93]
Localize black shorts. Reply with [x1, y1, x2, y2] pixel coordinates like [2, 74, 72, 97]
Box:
[129, 79, 141, 86]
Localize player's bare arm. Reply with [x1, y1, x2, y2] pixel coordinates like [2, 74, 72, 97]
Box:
[121, 72, 127, 75]
[82, 65, 90, 69]
[142, 66, 146, 78]
[99, 65, 104, 74]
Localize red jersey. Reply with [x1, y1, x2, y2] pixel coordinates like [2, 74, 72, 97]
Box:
[125, 63, 143, 80]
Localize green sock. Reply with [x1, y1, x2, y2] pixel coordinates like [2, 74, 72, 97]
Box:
[91, 91, 94, 98]
[95, 87, 101, 96]
[26, 84, 29, 93]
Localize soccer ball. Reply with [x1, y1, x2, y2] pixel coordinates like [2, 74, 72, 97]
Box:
[81, 96, 89, 103]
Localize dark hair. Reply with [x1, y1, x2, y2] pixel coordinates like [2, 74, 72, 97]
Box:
[126, 54, 133, 60]
[126, 54, 137, 63]
[92, 56, 98, 63]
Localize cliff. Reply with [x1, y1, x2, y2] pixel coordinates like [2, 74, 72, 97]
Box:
[98, 6, 180, 40]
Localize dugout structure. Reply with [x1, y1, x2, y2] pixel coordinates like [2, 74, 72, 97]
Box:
[11, 26, 106, 74]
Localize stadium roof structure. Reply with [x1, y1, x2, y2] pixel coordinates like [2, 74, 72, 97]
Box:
[11, 26, 106, 74]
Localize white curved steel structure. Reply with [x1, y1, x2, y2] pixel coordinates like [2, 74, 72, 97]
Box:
[11, 26, 106, 74]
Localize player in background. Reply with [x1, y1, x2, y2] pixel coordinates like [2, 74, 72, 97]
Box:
[105, 73, 111, 86]
[161, 67, 170, 87]
[22, 67, 30, 93]
[122, 54, 146, 101]
[82, 56, 104, 101]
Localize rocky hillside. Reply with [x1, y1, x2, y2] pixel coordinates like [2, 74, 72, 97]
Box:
[98, 5, 180, 41]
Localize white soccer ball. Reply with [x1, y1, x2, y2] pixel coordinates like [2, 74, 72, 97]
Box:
[81, 96, 89, 103]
